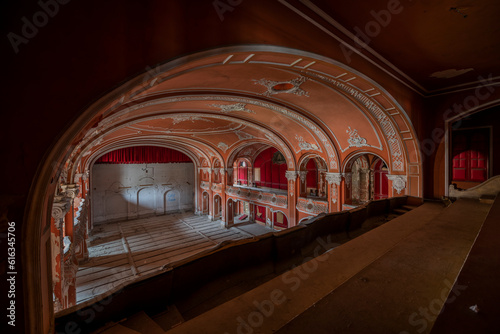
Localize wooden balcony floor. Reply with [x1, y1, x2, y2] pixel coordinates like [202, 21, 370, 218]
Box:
[76, 212, 255, 305]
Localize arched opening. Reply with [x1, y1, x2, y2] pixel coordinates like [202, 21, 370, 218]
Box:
[226, 199, 235, 225]
[213, 194, 222, 220]
[202, 191, 209, 215]
[344, 153, 390, 206]
[298, 156, 328, 199]
[253, 147, 288, 190]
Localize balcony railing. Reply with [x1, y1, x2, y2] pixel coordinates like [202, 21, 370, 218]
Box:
[296, 197, 328, 215]
[226, 185, 287, 208]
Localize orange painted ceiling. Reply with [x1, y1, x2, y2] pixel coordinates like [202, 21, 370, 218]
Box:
[72, 49, 419, 179]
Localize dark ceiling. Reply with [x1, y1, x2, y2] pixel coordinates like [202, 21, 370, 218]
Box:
[286, 0, 500, 95]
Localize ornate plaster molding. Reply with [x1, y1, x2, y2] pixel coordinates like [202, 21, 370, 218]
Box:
[325, 172, 342, 186]
[387, 175, 407, 194]
[253, 76, 309, 97]
[295, 134, 319, 152]
[346, 127, 368, 148]
[305, 71, 404, 171]
[217, 142, 229, 153]
[208, 103, 255, 114]
[344, 172, 352, 188]
[296, 198, 328, 214]
[64, 184, 80, 199]
[171, 116, 214, 125]
[285, 171, 298, 182]
[235, 130, 254, 140]
[52, 200, 71, 225]
[298, 171, 308, 182]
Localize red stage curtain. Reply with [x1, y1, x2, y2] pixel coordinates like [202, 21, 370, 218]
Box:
[95, 146, 192, 164]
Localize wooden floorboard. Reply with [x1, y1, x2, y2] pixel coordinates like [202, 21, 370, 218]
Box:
[75, 213, 249, 305]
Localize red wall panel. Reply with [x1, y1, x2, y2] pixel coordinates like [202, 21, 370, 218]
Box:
[254, 147, 287, 190]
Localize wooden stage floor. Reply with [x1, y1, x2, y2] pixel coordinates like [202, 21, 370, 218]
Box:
[76, 212, 254, 305]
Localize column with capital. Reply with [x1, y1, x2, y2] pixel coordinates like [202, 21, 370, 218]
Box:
[266, 207, 274, 229]
[343, 172, 352, 205]
[325, 173, 342, 212]
[207, 168, 214, 220]
[298, 171, 308, 197]
[285, 171, 298, 226]
[318, 169, 327, 197]
[51, 199, 71, 311]
[219, 168, 228, 226]
[359, 169, 370, 203]
[226, 168, 233, 186]
[64, 184, 80, 240]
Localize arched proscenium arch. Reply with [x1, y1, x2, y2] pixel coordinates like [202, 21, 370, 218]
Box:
[93, 97, 339, 172]
[71, 122, 225, 179]
[86, 108, 300, 171]
[22, 45, 423, 331]
[85, 141, 201, 226]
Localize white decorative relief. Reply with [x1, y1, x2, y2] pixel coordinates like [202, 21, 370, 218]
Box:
[298, 171, 308, 182]
[325, 173, 342, 186]
[344, 172, 352, 189]
[171, 116, 214, 125]
[253, 76, 309, 97]
[209, 103, 255, 114]
[235, 130, 254, 140]
[285, 171, 298, 182]
[241, 148, 254, 156]
[331, 187, 337, 204]
[305, 71, 404, 171]
[295, 134, 319, 152]
[296, 198, 328, 214]
[225, 186, 287, 208]
[387, 175, 407, 194]
[52, 200, 71, 222]
[217, 142, 229, 153]
[346, 127, 368, 148]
